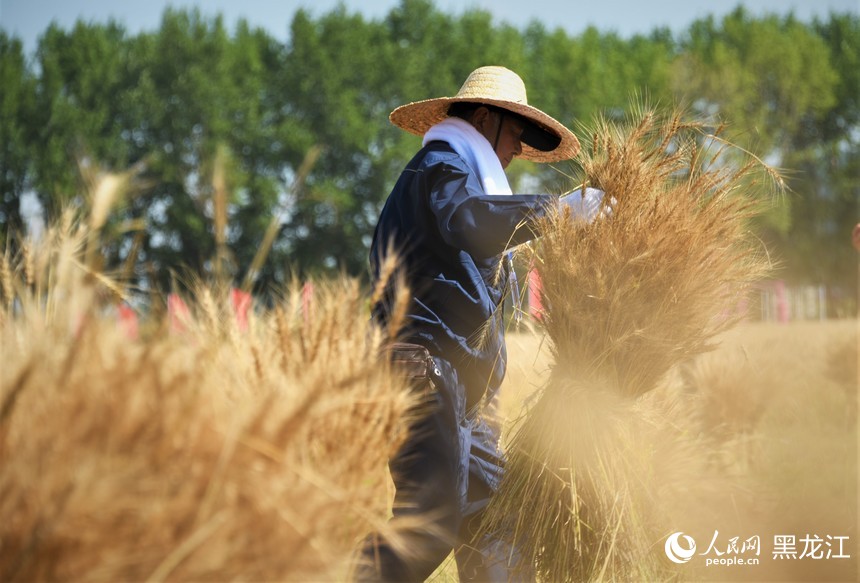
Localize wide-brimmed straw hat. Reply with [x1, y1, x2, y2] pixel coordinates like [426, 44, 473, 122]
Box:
[389, 66, 580, 163]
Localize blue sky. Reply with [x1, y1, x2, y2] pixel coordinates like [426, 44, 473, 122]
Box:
[2, 0, 857, 52]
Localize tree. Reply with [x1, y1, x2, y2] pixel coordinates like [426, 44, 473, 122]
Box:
[676, 9, 836, 153]
[0, 32, 35, 244]
[131, 9, 301, 291]
[31, 21, 139, 220]
[673, 8, 857, 312]
[779, 13, 859, 312]
[1, 4, 855, 309]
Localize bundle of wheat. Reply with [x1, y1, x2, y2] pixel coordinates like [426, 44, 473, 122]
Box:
[480, 104, 779, 581]
[0, 215, 416, 581]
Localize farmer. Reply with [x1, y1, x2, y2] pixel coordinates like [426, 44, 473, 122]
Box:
[358, 66, 599, 582]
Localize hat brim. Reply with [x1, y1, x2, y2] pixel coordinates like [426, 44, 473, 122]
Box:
[389, 96, 580, 163]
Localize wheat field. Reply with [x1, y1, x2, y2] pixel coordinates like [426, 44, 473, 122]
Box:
[0, 225, 856, 582]
[0, 215, 421, 581]
[1, 120, 856, 581]
[424, 318, 857, 583]
[492, 318, 858, 582]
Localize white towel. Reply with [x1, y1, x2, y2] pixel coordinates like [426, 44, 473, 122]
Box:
[560, 187, 613, 222]
[423, 117, 512, 195]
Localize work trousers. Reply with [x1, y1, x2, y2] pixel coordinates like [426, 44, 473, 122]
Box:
[355, 357, 528, 582]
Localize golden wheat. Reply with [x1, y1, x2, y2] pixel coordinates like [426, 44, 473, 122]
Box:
[480, 103, 780, 581]
[496, 320, 857, 583]
[0, 215, 417, 581]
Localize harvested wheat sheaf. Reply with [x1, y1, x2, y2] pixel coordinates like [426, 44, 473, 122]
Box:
[0, 219, 416, 581]
[481, 104, 780, 582]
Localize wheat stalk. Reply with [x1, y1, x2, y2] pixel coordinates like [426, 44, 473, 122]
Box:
[479, 102, 779, 581]
[0, 212, 418, 581]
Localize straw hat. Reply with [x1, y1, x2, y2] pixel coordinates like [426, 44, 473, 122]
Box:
[389, 66, 580, 163]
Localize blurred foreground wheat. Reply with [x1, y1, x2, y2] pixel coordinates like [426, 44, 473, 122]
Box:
[480, 104, 780, 581]
[0, 205, 416, 581]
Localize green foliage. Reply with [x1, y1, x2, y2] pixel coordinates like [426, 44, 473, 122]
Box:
[0, 2, 856, 307]
[776, 12, 859, 302]
[672, 8, 858, 310]
[32, 22, 137, 215]
[0, 32, 35, 244]
[676, 7, 838, 155]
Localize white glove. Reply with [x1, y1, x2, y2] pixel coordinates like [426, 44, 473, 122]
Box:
[559, 187, 615, 223]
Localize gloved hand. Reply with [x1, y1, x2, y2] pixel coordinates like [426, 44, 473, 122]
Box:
[559, 187, 615, 223]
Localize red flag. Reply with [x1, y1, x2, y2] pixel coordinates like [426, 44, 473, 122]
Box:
[117, 303, 139, 340]
[528, 269, 544, 321]
[231, 288, 252, 331]
[168, 293, 192, 333]
[300, 280, 316, 332]
[774, 280, 789, 323]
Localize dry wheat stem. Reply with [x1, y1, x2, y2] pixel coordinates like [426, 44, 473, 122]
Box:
[1, 217, 418, 581]
[481, 103, 779, 582]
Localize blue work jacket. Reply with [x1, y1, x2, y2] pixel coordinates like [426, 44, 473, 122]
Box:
[370, 141, 556, 408]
